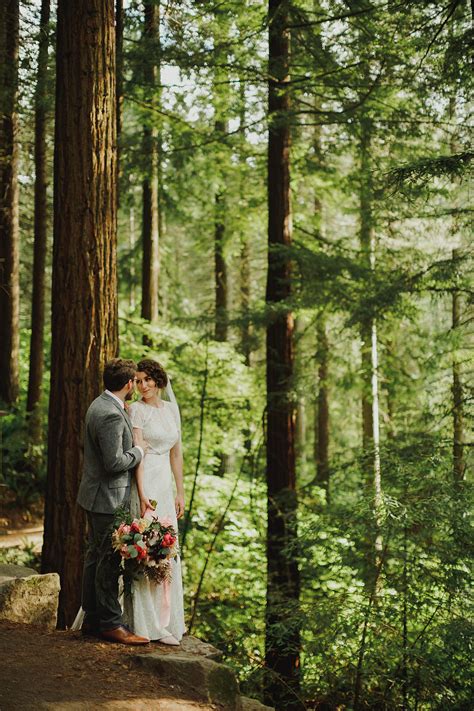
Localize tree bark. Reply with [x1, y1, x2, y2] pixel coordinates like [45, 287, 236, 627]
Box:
[359, 114, 383, 575]
[240, 236, 251, 365]
[0, 0, 20, 405]
[265, 2, 301, 708]
[360, 120, 374, 455]
[452, 249, 465, 482]
[214, 176, 228, 342]
[385, 338, 396, 439]
[141, 1, 160, 330]
[239, 72, 251, 366]
[311, 67, 330, 495]
[213, 11, 230, 343]
[27, 0, 51, 419]
[295, 316, 307, 474]
[315, 314, 329, 493]
[116, 0, 123, 203]
[41, 0, 118, 629]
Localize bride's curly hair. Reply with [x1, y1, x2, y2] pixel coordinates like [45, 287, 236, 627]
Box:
[136, 359, 168, 389]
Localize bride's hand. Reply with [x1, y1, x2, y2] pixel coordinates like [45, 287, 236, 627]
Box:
[140, 496, 152, 517]
[175, 494, 185, 519]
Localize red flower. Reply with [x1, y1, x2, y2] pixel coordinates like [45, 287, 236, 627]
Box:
[134, 544, 147, 560]
[130, 521, 140, 533]
[162, 533, 176, 548]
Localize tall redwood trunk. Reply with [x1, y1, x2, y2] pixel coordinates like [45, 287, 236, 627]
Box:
[141, 1, 160, 328]
[27, 0, 51, 417]
[116, 0, 123, 204]
[0, 0, 20, 405]
[265, 2, 301, 708]
[41, 0, 118, 629]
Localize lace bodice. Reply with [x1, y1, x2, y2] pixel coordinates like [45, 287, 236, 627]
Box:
[129, 400, 180, 455]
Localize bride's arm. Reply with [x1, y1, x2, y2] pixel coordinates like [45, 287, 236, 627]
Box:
[170, 441, 185, 519]
[132, 426, 152, 516]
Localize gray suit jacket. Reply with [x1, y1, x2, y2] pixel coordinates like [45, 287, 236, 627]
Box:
[77, 392, 143, 514]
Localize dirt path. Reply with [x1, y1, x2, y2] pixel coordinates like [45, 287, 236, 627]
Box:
[0, 622, 218, 710]
[0, 526, 43, 550]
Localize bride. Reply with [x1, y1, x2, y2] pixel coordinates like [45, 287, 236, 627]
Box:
[124, 358, 186, 645]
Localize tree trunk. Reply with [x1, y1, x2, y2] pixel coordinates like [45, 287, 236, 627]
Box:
[0, 0, 20, 405]
[129, 206, 136, 310]
[311, 75, 330, 495]
[265, 2, 301, 708]
[213, 11, 229, 343]
[385, 338, 396, 439]
[315, 314, 330, 494]
[41, 0, 118, 629]
[116, 0, 123, 202]
[359, 112, 374, 451]
[452, 249, 465, 482]
[141, 1, 160, 329]
[448, 83, 465, 484]
[295, 316, 307, 475]
[240, 236, 251, 365]
[359, 115, 375, 452]
[239, 73, 251, 366]
[214, 175, 228, 342]
[359, 115, 383, 575]
[26, 0, 50, 420]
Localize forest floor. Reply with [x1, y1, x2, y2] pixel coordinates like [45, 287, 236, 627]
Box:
[0, 621, 221, 710]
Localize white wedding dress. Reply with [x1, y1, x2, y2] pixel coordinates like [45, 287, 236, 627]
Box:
[123, 399, 186, 642]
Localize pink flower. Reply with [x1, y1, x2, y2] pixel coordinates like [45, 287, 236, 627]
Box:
[120, 544, 131, 559]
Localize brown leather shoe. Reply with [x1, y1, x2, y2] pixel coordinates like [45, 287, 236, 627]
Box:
[101, 625, 150, 645]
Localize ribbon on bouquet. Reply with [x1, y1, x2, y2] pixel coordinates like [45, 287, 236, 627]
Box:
[159, 577, 171, 628]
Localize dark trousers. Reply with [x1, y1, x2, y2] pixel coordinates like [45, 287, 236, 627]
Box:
[81, 511, 123, 631]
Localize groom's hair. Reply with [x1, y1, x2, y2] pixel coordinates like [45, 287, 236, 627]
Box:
[103, 358, 137, 391]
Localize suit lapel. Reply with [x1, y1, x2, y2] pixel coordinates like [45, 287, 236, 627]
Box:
[101, 392, 133, 437]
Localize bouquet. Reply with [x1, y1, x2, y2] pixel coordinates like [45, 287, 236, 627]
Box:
[111, 503, 179, 587]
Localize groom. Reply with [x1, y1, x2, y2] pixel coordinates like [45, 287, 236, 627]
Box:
[77, 358, 149, 645]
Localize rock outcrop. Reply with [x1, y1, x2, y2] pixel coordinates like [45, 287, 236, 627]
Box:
[0, 564, 60, 629]
[133, 636, 274, 711]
